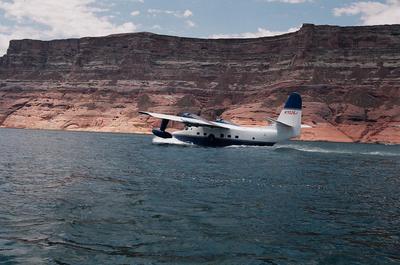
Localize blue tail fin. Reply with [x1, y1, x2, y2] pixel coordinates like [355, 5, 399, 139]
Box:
[283, 92, 302, 110]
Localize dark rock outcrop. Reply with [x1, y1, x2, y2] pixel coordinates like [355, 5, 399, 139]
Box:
[0, 24, 399, 143]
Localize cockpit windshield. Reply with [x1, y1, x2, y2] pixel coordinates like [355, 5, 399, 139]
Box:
[178, 112, 237, 126]
[179, 112, 199, 119]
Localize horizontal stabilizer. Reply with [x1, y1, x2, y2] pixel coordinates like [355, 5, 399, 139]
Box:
[266, 117, 293, 127]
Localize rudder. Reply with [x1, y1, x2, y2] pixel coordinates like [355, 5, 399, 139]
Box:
[277, 92, 302, 136]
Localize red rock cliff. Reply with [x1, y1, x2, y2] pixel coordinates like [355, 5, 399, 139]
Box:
[0, 24, 399, 143]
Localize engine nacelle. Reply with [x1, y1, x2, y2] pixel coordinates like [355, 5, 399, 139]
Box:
[152, 129, 172, 138]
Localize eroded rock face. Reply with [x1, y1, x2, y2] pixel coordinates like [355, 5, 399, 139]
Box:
[0, 24, 399, 143]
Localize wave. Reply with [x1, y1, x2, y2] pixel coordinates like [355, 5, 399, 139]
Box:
[274, 144, 400, 157]
[152, 136, 193, 146]
[225, 145, 273, 149]
[151, 136, 399, 157]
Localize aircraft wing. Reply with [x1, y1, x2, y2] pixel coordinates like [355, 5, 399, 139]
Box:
[139, 111, 232, 129]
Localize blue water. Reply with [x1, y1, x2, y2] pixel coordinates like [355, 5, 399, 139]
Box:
[0, 128, 399, 265]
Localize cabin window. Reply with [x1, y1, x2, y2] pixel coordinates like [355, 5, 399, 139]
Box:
[220, 134, 224, 138]
[228, 135, 231, 138]
[197, 132, 200, 135]
[235, 136, 239, 139]
[204, 133, 207, 136]
[252, 137, 255, 140]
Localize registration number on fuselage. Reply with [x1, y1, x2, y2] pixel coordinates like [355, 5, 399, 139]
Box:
[284, 110, 298, 115]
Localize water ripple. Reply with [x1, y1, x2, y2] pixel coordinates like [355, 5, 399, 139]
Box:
[0, 129, 399, 264]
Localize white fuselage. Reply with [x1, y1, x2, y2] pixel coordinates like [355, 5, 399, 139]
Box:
[171, 123, 296, 146]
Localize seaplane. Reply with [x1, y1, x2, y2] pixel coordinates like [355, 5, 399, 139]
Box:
[139, 92, 307, 147]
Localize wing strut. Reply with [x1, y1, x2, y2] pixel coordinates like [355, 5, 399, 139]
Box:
[160, 119, 169, 131]
[151, 118, 172, 139]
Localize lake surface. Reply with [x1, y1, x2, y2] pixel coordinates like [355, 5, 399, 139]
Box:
[0, 128, 399, 264]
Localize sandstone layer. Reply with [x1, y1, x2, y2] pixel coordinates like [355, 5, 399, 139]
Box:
[0, 24, 399, 144]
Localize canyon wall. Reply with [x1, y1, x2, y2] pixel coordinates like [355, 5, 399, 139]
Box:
[0, 24, 399, 143]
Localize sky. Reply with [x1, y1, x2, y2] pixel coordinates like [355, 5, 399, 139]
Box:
[0, 0, 400, 55]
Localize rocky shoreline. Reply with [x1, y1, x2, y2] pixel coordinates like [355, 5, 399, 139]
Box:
[0, 24, 399, 144]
